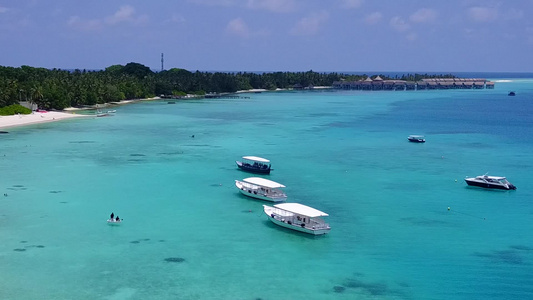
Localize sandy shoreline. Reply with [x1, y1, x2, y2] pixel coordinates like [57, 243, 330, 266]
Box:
[0, 111, 91, 130]
[0, 97, 162, 130]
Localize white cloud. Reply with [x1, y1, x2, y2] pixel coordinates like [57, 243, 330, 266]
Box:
[170, 14, 186, 23]
[106, 5, 136, 24]
[389, 16, 410, 32]
[468, 6, 498, 22]
[364, 12, 382, 25]
[68, 16, 103, 31]
[0, 6, 8, 13]
[226, 18, 250, 38]
[247, 0, 296, 13]
[290, 12, 329, 36]
[341, 0, 364, 9]
[410, 8, 437, 23]
[67, 5, 148, 31]
[406, 33, 417, 41]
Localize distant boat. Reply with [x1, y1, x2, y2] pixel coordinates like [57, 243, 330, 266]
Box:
[235, 177, 287, 202]
[408, 135, 426, 143]
[464, 175, 516, 190]
[236, 156, 272, 174]
[263, 203, 330, 235]
[107, 218, 122, 225]
[96, 110, 115, 117]
[96, 110, 110, 117]
[508, 91, 516, 96]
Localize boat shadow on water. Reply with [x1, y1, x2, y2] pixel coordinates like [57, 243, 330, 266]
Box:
[464, 186, 516, 192]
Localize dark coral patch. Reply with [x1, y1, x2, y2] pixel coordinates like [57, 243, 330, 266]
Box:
[510, 245, 533, 251]
[333, 286, 346, 293]
[130, 240, 140, 244]
[164, 257, 185, 263]
[50, 191, 63, 193]
[473, 250, 523, 265]
[157, 151, 183, 156]
[14, 248, 26, 252]
[343, 279, 389, 296]
[35, 245, 45, 248]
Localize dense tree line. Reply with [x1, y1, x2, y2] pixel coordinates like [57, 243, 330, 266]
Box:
[0, 63, 454, 110]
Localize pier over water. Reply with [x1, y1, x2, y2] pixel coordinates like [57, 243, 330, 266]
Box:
[333, 76, 494, 91]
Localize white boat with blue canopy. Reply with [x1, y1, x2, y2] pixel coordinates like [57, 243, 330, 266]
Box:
[263, 203, 330, 235]
[235, 177, 287, 202]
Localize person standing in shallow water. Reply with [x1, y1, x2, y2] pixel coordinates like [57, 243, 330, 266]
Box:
[110, 212, 114, 220]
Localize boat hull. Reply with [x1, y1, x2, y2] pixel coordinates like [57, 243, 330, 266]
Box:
[465, 179, 516, 190]
[236, 161, 271, 174]
[107, 219, 122, 225]
[263, 207, 330, 235]
[235, 181, 286, 202]
[408, 138, 425, 143]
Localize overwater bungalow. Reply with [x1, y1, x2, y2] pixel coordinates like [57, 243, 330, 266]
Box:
[332, 76, 494, 91]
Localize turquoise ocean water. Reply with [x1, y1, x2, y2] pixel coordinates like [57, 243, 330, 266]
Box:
[1, 77, 533, 300]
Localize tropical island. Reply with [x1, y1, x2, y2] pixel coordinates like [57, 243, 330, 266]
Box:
[1, 63, 466, 113]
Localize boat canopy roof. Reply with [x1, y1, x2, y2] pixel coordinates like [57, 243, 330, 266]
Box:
[476, 175, 507, 180]
[408, 135, 425, 138]
[243, 177, 285, 188]
[242, 156, 270, 163]
[274, 203, 328, 217]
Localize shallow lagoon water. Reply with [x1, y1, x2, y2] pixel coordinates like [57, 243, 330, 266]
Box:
[1, 79, 532, 300]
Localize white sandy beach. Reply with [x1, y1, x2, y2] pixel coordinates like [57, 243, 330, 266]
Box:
[0, 111, 89, 130]
[0, 97, 162, 130]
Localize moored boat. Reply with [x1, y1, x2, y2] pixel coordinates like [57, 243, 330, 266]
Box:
[235, 177, 287, 202]
[236, 156, 272, 174]
[464, 175, 516, 190]
[107, 218, 122, 225]
[408, 135, 425, 143]
[96, 111, 110, 117]
[263, 203, 330, 235]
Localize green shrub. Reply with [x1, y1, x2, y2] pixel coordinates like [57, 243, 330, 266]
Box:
[0, 104, 32, 116]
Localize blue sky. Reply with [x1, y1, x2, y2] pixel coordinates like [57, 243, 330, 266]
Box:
[1, 0, 532, 72]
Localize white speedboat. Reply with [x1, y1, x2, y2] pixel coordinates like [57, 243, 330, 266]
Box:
[235, 177, 287, 202]
[263, 203, 330, 235]
[465, 175, 516, 190]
